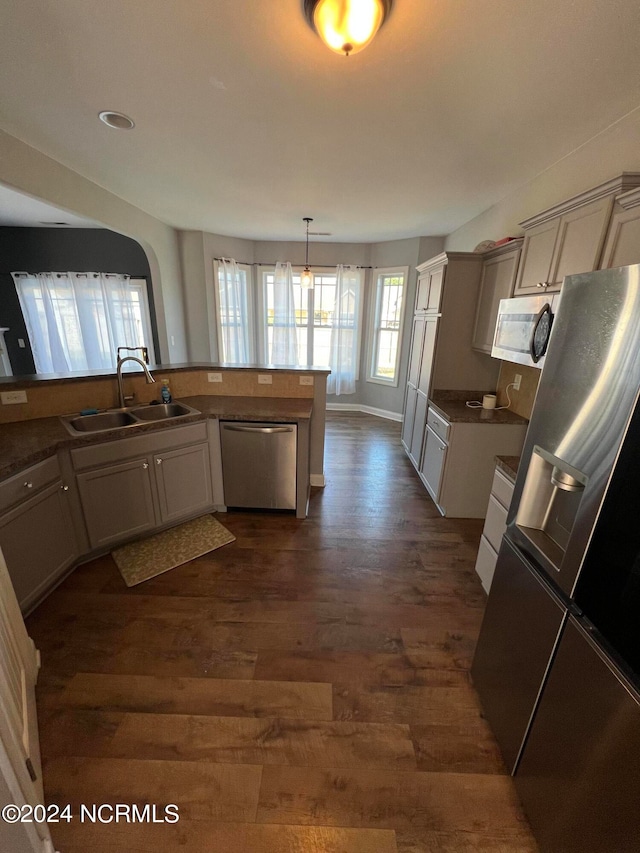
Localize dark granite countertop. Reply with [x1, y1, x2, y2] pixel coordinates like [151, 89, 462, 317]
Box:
[0, 396, 312, 480]
[429, 391, 529, 426]
[495, 455, 520, 482]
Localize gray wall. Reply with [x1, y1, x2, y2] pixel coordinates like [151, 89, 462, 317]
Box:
[0, 130, 188, 363]
[180, 230, 446, 415]
[0, 227, 156, 375]
[444, 104, 640, 252]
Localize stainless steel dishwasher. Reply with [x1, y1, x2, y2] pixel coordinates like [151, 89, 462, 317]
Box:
[220, 421, 297, 510]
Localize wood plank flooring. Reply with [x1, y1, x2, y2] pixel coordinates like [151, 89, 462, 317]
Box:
[27, 412, 537, 852]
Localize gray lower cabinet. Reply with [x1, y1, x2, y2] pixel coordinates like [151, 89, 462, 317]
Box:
[0, 481, 77, 612]
[77, 457, 157, 550]
[420, 424, 447, 502]
[73, 424, 214, 550]
[154, 444, 213, 523]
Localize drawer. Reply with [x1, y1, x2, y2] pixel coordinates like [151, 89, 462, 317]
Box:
[484, 493, 508, 553]
[491, 467, 515, 510]
[426, 406, 450, 443]
[475, 534, 498, 594]
[71, 421, 208, 471]
[0, 455, 61, 513]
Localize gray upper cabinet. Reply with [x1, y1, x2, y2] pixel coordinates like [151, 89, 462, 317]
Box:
[415, 266, 445, 313]
[0, 457, 78, 613]
[514, 174, 640, 296]
[472, 241, 523, 354]
[600, 187, 640, 270]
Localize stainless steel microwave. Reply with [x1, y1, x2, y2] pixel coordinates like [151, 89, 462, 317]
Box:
[492, 293, 562, 369]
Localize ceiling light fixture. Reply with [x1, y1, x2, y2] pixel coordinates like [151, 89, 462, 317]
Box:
[98, 110, 135, 130]
[301, 217, 314, 289]
[303, 0, 393, 56]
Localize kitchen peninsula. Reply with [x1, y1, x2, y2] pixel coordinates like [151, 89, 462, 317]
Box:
[0, 363, 329, 613]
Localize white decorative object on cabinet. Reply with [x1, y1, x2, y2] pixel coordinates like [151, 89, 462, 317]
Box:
[475, 466, 516, 592]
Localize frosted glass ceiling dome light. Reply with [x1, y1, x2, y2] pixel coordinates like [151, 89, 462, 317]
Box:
[303, 0, 393, 56]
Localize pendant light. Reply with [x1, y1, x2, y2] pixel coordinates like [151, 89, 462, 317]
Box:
[301, 217, 314, 290]
[303, 0, 393, 57]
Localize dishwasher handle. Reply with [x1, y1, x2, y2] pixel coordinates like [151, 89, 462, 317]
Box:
[222, 424, 295, 434]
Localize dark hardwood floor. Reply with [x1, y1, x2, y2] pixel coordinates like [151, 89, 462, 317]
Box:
[27, 412, 537, 852]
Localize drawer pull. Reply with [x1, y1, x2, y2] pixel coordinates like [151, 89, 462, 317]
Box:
[142, 462, 149, 469]
[60, 484, 69, 492]
[156, 458, 163, 465]
[24, 481, 33, 489]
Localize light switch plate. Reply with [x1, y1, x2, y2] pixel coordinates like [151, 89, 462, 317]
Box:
[18, 338, 26, 348]
[208, 372, 223, 383]
[299, 375, 314, 386]
[258, 374, 273, 385]
[1, 390, 28, 405]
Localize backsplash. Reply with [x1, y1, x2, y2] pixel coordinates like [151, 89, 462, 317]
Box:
[0, 367, 318, 424]
[497, 362, 540, 420]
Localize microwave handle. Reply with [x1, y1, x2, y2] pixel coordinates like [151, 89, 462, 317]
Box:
[530, 303, 554, 363]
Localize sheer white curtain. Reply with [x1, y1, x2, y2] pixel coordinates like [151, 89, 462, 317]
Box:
[328, 265, 361, 395]
[217, 258, 251, 363]
[270, 262, 299, 365]
[12, 272, 151, 374]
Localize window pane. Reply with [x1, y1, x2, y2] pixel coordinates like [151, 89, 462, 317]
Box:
[371, 271, 405, 382]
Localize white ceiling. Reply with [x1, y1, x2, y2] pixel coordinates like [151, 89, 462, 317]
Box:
[0, 184, 100, 228]
[1, 0, 640, 242]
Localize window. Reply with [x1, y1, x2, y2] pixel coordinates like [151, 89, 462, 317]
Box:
[12, 272, 156, 375]
[214, 261, 255, 363]
[369, 267, 407, 385]
[262, 269, 361, 370]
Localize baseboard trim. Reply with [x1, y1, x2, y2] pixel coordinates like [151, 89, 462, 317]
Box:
[310, 474, 326, 487]
[326, 403, 403, 422]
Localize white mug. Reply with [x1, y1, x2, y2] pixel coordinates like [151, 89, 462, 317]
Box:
[482, 394, 497, 409]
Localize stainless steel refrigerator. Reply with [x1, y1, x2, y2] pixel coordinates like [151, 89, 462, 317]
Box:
[472, 264, 640, 852]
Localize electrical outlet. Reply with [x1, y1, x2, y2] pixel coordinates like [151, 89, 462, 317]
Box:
[208, 372, 223, 383]
[1, 390, 28, 405]
[513, 373, 522, 391]
[299, 375, 314, 386]
[258, 374, 273, 384]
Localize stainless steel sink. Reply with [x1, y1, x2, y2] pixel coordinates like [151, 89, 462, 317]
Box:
[67, 410, 138, 432]
[129, 402, 193, 421]
[60, 401, 200, 436]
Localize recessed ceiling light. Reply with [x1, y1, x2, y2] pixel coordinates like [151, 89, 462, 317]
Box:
[98, 111, 135, 130]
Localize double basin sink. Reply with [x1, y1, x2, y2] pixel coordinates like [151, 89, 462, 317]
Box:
[61, 402, 201, 436]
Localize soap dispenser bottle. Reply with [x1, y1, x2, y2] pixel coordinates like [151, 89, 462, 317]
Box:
[161, 380, 172, 404]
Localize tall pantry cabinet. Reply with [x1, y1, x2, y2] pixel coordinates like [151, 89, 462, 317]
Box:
[401, 252, 500, 471]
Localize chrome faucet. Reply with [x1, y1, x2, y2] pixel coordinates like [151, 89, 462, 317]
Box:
[117, 356, 155, 408]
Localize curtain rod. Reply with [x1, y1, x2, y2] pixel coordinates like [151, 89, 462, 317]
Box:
[213, 258, 372, 269]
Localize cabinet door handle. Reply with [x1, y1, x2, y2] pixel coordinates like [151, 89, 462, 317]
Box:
[142, 462, 149, 469]
[156, 458, 163, 465]
[24, 481, 33, 489]
[60, 484, 69, 491]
